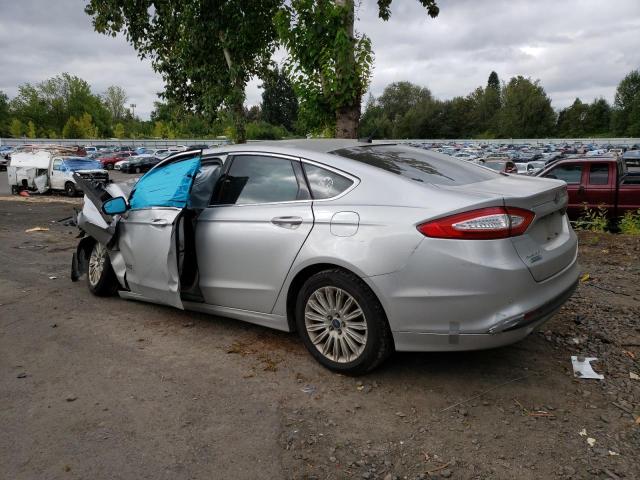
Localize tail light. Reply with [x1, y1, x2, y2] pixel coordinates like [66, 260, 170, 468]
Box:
[417, 207, 535, 240]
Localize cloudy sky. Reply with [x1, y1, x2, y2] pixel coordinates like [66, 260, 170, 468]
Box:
[1, 0, 638, 119]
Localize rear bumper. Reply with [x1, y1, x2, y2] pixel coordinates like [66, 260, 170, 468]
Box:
[391, 279, 577, 352]
[365, 235, 579, 352]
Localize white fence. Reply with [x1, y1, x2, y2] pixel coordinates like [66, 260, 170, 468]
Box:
[1, 137, 639, 147]
[0, 138, 228, 148]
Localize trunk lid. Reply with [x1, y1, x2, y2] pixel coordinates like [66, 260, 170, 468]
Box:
[441, 174, 578, 282]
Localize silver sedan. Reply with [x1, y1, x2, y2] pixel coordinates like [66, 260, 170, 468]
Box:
[72, 140, 579, 374]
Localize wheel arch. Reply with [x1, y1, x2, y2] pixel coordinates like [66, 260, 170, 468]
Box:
[284, 262, 389, 333]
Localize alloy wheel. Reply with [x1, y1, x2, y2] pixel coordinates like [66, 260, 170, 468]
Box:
[88, 242, 106, 287]
[304, 286, 368, 363]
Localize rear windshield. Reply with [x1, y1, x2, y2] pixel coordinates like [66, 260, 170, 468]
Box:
[331, 145, 498, 186]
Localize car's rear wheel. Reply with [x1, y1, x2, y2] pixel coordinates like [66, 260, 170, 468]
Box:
[106, 164, 113, 170]
[135, 166, 141, 173]
[87, 241, 118, 296]
[64, 182, 76, 197]
[295, 269, 392, 375]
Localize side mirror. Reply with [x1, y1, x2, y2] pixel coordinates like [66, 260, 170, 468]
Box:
[102, 196, 129, 215]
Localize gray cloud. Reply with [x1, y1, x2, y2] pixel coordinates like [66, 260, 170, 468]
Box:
[0, 0, 638, 120]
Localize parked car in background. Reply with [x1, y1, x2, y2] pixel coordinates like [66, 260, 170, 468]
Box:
[537, 156, 640, 219]
[72, 140, 578, 374]
[525, 161, 546, 175]
[622, 150, 640, 168]
[483, 159, 518, 173]
[8, 151, 108, 196]
[121, 155, 163, 174]
[99, 151, 135, 170]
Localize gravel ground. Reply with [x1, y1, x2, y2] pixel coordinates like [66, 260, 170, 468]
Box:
[0, 195, 638, 480]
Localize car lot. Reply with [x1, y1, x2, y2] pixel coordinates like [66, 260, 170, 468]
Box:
[1, 193, 639, 479]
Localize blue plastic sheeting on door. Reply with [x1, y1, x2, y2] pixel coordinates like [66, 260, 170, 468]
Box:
[129, 157, 201, 210]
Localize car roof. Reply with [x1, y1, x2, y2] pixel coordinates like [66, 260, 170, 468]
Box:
[203, 139, 393, 156]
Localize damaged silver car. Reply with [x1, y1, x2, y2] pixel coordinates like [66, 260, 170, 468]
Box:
[72, 140, 579, 374]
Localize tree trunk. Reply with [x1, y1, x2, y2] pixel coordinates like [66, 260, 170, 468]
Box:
[336, 104, 360, 139]
[220, 33, 246, 144]
[334, 0, 359, 138]
[232, 94, 246, 144]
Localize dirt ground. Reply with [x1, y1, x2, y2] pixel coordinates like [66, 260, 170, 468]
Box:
[0, 195, 638, 480]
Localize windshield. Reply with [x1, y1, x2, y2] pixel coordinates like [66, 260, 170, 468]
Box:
[64, 158, 102, 171]
[331, 145, 498, 186]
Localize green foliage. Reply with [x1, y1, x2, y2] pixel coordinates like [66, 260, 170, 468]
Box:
[62, 117, 83, 139]
[573, 205, 609, 233]
[612, 70, 640, 136]
[86, 0, 281, 143]
[103, 86, 128, 122]
[619, 209, 640, 235]
[113, 123, 126, 138]
[261, 66, 298, 132]
[245, 121, 288, 140]
[26, 121, 37, 138]
[498, 76, 556, 138]
[9, 118, 24, 138]
[276, 0, 439, 137]
[0, 91, 9, 137]
[9, 73, 111, 137]
[556, 97, 612, 137]
[62, 113, 98, 139]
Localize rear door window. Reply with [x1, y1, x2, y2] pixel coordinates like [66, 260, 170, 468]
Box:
[588, 163, 609, 185]
[331, 145, 497, 185]
[547, 164, 583, 184]
[303, 163, 353, 199]
[217, 155, 302, 205]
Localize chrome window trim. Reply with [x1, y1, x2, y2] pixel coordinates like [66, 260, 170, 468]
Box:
[210, 151, 360, 207]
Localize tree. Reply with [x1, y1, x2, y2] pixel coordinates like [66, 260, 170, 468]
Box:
[86, 0, 282, 143]
[378, 81, 432, 122]
[498, 76, 555, 138]
[10, 73, 110, 137]
[62, 117, 83, 138]
[276, 0, 439, 137]
[0, 91, 9, 137]
[261, 66, 298, 131]
[113, 122, 126, 138]
[612, 70, 640, 136]
[103, 86, 128, 121]
[585, 98, 611, 135]
[77, 113, 99, 138]
[478, 71, 501, 133]
[556, 98, 588, 137]
[27, 121, 37, 138]
[10, 118, 25, 138]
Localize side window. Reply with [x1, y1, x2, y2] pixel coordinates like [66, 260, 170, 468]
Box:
[547, 164, 583, 184]
[589, 163, 609, 185]
[52, 159, 62, 171]
[303, 163, 354, 199]
[217, 155, 301, 205]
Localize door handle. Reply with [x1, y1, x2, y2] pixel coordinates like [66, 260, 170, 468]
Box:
[271, 216, 303, 229]
[151, 218, 170, 226]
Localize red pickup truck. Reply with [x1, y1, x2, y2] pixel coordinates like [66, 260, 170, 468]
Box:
[537, 156, 640, 219]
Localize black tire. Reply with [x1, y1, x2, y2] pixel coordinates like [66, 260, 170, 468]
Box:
[64, 182, 76, 197]
[106, 164, 114, 170]
[135, 166, 141, 173]
[295, 269, 393, 375]
[86, 241, 119, 296]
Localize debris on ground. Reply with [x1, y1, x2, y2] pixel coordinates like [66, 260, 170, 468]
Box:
[25, 226, 49, 233]
[571, 356, 604, 379]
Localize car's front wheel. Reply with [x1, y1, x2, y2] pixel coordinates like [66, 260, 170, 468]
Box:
[87, 241, 118, 296]
[295, 269, 392, 375]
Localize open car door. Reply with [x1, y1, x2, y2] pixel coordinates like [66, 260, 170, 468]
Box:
[117, 154, 201, 309]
